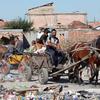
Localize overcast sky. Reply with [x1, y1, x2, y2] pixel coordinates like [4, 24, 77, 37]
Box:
[0, 0, 100, 21]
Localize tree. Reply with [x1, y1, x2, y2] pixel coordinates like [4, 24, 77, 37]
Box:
[5, 18, 34, 32]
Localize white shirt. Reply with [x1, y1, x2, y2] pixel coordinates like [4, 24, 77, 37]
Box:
[34, 47, 46, 54]
[37, 32, 44, 39]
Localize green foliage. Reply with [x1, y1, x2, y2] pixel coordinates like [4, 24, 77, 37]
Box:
[0, 40, 4, 44]
[5, 18, 34, 32]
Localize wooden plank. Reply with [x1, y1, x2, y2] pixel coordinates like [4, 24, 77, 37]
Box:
[50, 54, 89, 76]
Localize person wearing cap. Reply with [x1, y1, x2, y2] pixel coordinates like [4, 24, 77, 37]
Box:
[40, 28, 49, 45]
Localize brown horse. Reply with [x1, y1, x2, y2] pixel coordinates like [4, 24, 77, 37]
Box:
[68, 42, 97, 84]
[89, 36, 100, 84]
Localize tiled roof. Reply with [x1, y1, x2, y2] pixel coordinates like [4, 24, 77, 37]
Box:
[88, 22, 100, 28]
[68, 21, 92, 29]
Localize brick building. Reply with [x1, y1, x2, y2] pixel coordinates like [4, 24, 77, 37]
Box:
[26, 3, 87, 29]
[0, 19, 5, 28]
[68, 29, 100, 43]
[26, 2, 100, 44]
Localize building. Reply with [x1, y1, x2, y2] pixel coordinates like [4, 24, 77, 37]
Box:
[0, 29, 23, 40]
[68, 29, 100, 43]
[26, 3, 87, 29]
[68, 21, 92, 29]
[26, 3, 100, 44]
[88, 22, 100, 28]
[0, 19, 5, 28]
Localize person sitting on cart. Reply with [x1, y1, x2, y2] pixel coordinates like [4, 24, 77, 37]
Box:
[45, 29, 65, 67]
[28, 40, 37, 53]
[34, 39, 46, 54]
[40, 28, 49, 45]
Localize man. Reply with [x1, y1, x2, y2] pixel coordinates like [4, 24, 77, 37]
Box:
[46, 29, 61, 50]
[46, 29, 62, 67]
[40, 28, 49, 45]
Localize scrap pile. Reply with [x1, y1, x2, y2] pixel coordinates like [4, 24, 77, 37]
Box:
[0, 84, 100, 100]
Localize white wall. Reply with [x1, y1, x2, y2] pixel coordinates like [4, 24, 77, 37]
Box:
[25, 31, 37, 45]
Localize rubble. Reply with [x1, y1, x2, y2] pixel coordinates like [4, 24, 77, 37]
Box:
[0, 84, 100, 100]
[0, 70, 100, 100]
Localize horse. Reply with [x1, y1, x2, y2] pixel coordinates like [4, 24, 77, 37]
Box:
[89, 36, 100, 84]
[68, 42, 97, 84]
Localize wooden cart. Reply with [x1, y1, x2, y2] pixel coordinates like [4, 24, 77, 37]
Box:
[26, 52, 90, 84]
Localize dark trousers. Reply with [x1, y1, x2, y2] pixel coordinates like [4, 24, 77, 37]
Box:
[57, 51, 65, 64]
[45, 46, 58, 67]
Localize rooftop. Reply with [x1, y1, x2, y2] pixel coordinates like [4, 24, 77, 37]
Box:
[26, 12, 87, 16]
[28, 2, 53, 11]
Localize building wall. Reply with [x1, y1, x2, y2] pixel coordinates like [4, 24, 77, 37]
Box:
[56, 14, 86, 26]
[0, 20, 5, 28]
[28, 13, 87, 29]
[27, 3, 87, 29]
[68, 29, 100, 42]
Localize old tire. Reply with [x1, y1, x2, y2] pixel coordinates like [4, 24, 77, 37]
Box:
[38, 68, 48, 84]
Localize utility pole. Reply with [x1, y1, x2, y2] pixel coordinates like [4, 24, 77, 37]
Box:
[94, 16, 96, 23]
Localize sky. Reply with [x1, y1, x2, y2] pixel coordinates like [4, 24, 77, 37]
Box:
[0, 0, 100, 22]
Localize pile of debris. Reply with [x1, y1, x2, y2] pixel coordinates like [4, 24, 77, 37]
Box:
[0, 71, 27, 83]
[0, 84, 100, 100]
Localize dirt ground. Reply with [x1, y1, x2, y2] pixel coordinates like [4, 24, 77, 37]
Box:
[0, 69, 100, 94]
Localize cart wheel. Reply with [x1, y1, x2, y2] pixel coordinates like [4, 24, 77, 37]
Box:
[38, 68, 48, 84]
[24, 66, 32, 81]
[5, 64, 10, 75]
[0, 63, 10, 75]
[18, 64, 32, 81]
[53, 76, 60, 81]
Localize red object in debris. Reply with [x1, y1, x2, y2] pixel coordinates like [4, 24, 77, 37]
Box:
[18, 64, 25, 72]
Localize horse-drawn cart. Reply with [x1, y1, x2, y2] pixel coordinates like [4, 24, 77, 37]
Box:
[0, 43, 98, 84]
[27, 52, 91, 84]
